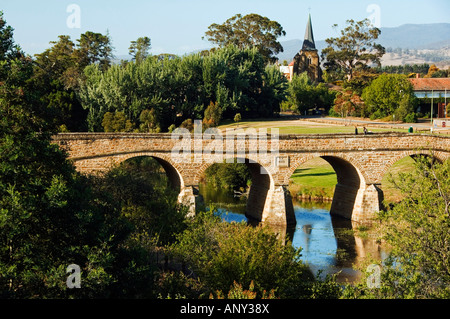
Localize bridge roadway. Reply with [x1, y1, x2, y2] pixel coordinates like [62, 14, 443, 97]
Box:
[53, 132, 450, 227]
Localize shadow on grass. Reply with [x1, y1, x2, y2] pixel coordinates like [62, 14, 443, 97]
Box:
[291, 168, 336, 178]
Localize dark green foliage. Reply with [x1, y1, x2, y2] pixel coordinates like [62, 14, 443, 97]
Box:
[0, 53, 132, 298]
[169, 210, 319, 298]
[0, 15, 168, 298]
[204, 162, 252, 193]
[261, 64, 289, 116]
[31, 31, 114, 131]
[343, 156, 450, 299]
[79, 45, 287, 132]
[361, 73, 418, 121]
[139, 108, 160, 132]
[0, 11, 20, 62]
[287, 72, 336, 115]
[102, 111, 134, 132]
[95, 157, 188, 246]
[203, 13, 286, 64]
[375, 63, 430, 76]
[75, 31, 114, 72]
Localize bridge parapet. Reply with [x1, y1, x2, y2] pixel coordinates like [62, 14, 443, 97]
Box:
[54, 132, 450, 156]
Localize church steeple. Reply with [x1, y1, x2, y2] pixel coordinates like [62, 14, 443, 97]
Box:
[291, 13, 322, 83]
[302, 14, 316, 51]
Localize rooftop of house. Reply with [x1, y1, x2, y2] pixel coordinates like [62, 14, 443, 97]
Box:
[408, 77, 450, 91]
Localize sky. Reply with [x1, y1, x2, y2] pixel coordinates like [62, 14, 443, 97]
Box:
[1, 0, 449, 57]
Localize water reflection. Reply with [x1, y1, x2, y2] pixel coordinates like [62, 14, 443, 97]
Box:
[289, 201, 384, 282]
[198, 184, 384, 283]
[290, 203, 338, 276]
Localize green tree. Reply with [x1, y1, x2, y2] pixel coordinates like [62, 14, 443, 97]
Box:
[361, 73, 417, 120]
[95, 156, 188, 247]
[0, 38, 136, 298]
[203, 13, 286, 63]
[322, 19, 385, 81]
[287, 72, 335, 115]
[129, 36, 151, 63]
[79, 46, 284, 132]
[287, 72, 314, 114]
[32, 35, 87, 131]
[30, 30, 114, 132]
[0, 11, 18, 60]
[343, 69, 379, 96]
[344, 156, 450, 298]
[102, 111, 134, 132]
[203, 45, 268, 119]
[75, 31, 114, 72]
[234, 113, 242, 124]
[34, 36, 78, 88]
[259, 64, 288, 116]
[203, 101, 223, 128]
[170, 210, 317, 298]
[139, 108, 160, 132]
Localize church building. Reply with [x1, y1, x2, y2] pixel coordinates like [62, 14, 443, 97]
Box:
[291, 14, 322, 83]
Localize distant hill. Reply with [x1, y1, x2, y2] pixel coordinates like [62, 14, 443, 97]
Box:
[276, 23, 450, 66]
[378, 23, 450, 50]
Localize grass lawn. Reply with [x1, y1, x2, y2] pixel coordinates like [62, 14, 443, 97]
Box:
[218, 118, 408, 134]
[278, 126, 408, 134]
[289, 157, 337, 200]
[290, 157, 337, 187]
[381, 156, 416, 203]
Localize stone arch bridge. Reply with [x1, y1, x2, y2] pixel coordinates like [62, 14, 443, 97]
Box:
[53, 132, 450, 227]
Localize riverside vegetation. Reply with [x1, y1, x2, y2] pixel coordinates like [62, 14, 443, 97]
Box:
[1, 11, 449, 299]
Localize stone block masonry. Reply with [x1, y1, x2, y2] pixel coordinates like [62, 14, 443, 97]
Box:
[53, 132, 450, 227]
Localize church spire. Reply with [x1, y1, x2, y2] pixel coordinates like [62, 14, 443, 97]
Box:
[302, 13, 316, 51]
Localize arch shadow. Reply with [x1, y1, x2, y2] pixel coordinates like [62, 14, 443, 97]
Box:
[321, 156, 366, 220]
[289, 155, 367, 221]
[198, 157, 275, 224]
[116, 154, 184, 194]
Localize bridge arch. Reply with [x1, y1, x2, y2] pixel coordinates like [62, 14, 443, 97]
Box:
[286, 154, 367, 187]
[379, 150, 448, 184]
[105, 152, 186, 193]
[286, 154, 372, 222]
[70, 152, 199, 213]
[378, 150, 449, 204]
[197, 156, 296, 226]
[88, 152, 206, 215]
[113, 153, 185, 193]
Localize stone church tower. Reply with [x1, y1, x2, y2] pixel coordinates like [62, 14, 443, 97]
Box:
[292, 14, 322, 83]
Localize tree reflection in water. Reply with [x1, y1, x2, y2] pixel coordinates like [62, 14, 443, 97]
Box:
[199, 184, 385, 284]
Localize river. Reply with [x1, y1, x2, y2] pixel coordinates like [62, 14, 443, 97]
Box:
[199, 183, 387, 284]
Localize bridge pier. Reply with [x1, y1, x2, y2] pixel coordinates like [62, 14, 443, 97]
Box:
[178, 185, 202, 217]
[330, 183, 383, 224]
[247, 185, 296, 227]
[353, 184, 384, 223]
[264, 185, 296, 227]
